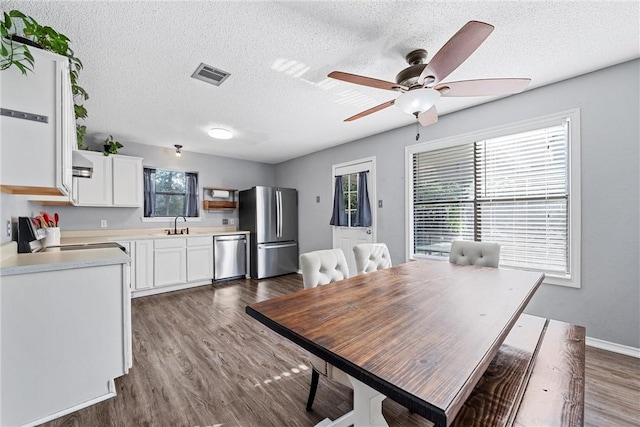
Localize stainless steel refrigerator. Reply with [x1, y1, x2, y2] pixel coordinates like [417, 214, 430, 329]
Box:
[239, 186, 298, 279]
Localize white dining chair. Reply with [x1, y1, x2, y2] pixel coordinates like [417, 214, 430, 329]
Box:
[299, 249, 352, 411]
[448, 240, 501, 268]
[353, 243, 392, 275]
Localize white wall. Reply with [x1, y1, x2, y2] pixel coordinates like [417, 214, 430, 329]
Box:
[0, 141, 275, 237]
[274, 59, 640, 348]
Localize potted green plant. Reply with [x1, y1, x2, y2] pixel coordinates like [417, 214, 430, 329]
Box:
[103, 135, 123, 156]
[1, 10, 89, 147]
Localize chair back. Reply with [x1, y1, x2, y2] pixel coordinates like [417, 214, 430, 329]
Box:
[299, 249, 349, 289]
[353, 243, 392, 274]
[449, 241, 500, 268]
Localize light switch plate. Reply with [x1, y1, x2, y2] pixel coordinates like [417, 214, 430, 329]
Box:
[378, 200, 383, 208]
[6, 220, 11, 238]
[222, 219, 229, 225]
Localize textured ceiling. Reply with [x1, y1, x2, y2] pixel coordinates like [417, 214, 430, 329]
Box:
[2, 1, 639, 164]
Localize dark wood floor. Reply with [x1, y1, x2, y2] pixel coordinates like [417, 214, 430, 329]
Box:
[44, 275, 640, 427]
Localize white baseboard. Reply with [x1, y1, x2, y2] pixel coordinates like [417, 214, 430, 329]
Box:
[21, 380, 117, 427]
[586, 336, 640, 358]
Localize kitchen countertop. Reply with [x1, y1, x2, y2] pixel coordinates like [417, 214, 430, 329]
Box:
[0, 242, 130, 276]
[60, 228, 250, 245]
[0, 228, 250, 276]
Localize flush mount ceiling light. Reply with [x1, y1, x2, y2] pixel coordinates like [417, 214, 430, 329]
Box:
[208, 128, 233, 139]
[174, 144, 182, 157]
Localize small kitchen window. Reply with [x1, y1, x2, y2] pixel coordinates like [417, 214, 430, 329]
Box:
[143, 168, 199, 218]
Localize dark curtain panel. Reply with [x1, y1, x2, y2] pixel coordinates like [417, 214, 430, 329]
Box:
[329, 175, 347, 226]
[354, 171, 372, 227]
[143, 167, 156, 217]
[185, 172, 199, 217]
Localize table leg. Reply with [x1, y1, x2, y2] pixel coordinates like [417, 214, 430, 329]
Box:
[314, 375, 388, 427]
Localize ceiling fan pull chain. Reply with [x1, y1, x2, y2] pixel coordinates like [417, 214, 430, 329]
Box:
[415, 114, 420, 141]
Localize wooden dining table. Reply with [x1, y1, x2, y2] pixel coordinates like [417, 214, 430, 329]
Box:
[245, 259, 544, 427]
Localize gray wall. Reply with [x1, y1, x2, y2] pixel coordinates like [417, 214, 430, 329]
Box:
[275, 59, 640, 348]
[1, 141, 275, 235]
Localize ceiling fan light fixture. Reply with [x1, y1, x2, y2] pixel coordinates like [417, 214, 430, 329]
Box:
[208, 128, 233, 139]
[394, 88, 441, 115]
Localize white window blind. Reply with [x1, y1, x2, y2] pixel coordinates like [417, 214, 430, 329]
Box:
[411, 119, 571, 277]
[476, 124, 569, 274]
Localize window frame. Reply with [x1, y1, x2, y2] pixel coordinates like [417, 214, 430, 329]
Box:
[405, 109, 581, 288]
[141, 167, 202, 222]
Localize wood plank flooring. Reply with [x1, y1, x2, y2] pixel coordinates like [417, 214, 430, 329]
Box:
[42, 275, 640, 427]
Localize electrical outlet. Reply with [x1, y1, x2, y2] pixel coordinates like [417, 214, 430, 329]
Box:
[222, 219, 229, 225]
[229, 218, 235, 225]
[6, 220, 12, 238]
[316, 196, 320, 203]
[100, 219, 107, 228]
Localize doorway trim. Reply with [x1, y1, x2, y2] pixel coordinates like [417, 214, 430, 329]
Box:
[331, 156, 377, 247]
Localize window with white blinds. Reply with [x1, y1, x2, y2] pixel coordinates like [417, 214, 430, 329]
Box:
[407, 110, 581, 287]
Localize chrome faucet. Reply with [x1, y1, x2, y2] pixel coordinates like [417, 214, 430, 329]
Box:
[173, 216, 187, 235]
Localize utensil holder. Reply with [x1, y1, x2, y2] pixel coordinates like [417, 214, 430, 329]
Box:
[43, 227, 61, 247]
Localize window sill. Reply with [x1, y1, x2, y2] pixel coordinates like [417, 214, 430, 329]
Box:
[409, 254, 580, 288]
[140, 217, 202, 223]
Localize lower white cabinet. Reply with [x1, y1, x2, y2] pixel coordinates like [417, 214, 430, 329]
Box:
[1, 262, 129, 426]
[153, 238, 187, 287]
[134, 240, 154, 290]
[187, 236, 214, 282]
[129, 235, 224, 297]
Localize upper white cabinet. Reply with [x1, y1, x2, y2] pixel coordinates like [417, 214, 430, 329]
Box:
[0, 45, 75, 196]
[113, 156, 143, 206]
[74, 151, 143, 207]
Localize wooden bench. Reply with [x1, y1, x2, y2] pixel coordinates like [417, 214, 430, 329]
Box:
[451, 314, 585, 427]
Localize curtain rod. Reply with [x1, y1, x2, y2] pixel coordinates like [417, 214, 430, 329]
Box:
[335, 170, 369, 177]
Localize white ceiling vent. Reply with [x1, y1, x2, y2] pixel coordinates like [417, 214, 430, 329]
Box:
[191, 63, 231, 86]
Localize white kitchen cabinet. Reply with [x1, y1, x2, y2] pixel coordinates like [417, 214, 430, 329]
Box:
[1, 262, 129, 426]
[0, 45, 75, 197]
[113, 155, 143, 206]
[134, 240, 154, 290]
[74, 151, 143, 207]
[74, 151, 112, 205]
[154, 238, 187, 287]
[187, 236, 214, 282]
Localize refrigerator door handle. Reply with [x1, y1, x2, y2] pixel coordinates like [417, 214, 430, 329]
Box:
[258, 242, 298, 249]
[276, 190, 282, 238]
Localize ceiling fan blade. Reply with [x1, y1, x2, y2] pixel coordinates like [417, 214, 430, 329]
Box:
[344, 100, 395, 122]
[436, 78, 531, 97]
[418, 106, 438, 127]
[329, 71, 407, 91]
[418, 21, 494, 85]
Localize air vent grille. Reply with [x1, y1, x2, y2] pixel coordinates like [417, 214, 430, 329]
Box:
[191, 63, 231, 86]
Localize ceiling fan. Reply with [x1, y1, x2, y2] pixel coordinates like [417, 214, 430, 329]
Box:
[328, 21, 531, 127]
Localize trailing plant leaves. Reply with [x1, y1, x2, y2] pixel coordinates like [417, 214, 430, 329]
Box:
[23, 47, 33, 62]
[3, 12, 12, 29]
[74, 104, 87, 119]
[14, 61, 28, 74]
[9, 10, 26, 18]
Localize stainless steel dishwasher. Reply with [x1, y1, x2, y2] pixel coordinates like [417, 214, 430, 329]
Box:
[214, 235, 247, 281]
